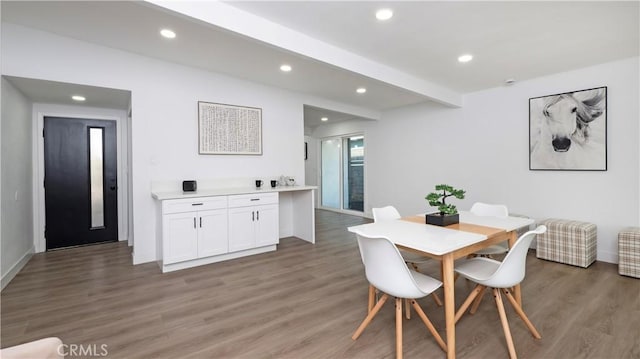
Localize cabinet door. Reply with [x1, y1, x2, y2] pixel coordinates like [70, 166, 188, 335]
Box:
[228, 207, 256, 252]
[255, 204, 280, 247]
[198, 209, 229, 257]
[163, 212, 198, 264]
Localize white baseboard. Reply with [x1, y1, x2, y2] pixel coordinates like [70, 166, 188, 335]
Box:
[1, 245, 34, 291]
[159, 245, 276, 273]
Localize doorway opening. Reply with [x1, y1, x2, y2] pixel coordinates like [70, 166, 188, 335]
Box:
[320, 134, 365, 214]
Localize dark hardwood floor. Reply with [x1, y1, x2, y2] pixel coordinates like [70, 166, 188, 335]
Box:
[2, 210, 639, 358]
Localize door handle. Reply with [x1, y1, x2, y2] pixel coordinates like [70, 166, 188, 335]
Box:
[110, 186, 116, 190]
[257, 211, 259, 221]
[252, 211, 255, 221]
[199, 217, 202, 228]
[193, 217, 196, 229]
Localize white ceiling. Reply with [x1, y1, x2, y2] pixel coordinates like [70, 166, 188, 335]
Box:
[4, 76, 131, 110]
[229, 1, 639, 93]
[304, 105, 375, 133]
[2, 1, 638, 130]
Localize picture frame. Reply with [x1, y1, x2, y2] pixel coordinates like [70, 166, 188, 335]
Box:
[198, 101, 262, 155]
[304, 142, 308, 160]
[529, 86, 607, 171]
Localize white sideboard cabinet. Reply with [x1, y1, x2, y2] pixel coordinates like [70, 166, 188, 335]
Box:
[228, 193, 279, 252]
[161, 197, 228, 265]
[153, 185, 316, 273]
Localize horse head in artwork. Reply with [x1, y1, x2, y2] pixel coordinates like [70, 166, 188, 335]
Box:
[541, 89, 605, 152]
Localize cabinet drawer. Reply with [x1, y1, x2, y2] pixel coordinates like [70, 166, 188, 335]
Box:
[162, 196, 228, 214]
[228, 192, 278, 208]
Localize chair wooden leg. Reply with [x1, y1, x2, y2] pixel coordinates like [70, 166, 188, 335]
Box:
[469, 286, 487, 314]
[502, 289, 542, 339]
[454, 284, 484, 323]
[411, 299, 447, 352]
[396, 298, 403, 359]
[353, 294, 389, 340]
[368, 285, 376, 313]
[493, 288, 517, 359]
[405, 298, 411, 319]
[431, 292, 443, 307]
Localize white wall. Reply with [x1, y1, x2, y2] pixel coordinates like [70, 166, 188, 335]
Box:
[1, 77, 34, 289]
[312, 57, 639, 263]
[303, 136, 319, 206]
[1, 23, 373, 264]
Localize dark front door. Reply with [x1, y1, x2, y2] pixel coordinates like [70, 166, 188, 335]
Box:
[44, 117, 118, 250]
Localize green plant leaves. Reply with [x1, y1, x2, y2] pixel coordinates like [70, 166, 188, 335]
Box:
[425, 184, 465, 215]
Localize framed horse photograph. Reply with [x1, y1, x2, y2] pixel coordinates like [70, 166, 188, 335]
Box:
[529, 87, 607, 171]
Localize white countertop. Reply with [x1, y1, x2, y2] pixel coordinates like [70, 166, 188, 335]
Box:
[152, 185, 317, 200]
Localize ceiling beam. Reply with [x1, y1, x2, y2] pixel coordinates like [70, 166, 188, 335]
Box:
[145, 1, 463, 108]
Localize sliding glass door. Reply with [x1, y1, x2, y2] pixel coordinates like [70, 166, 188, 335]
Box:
[321, 135, 364, 213]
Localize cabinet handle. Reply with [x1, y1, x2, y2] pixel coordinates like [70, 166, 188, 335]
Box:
[250, 198, 260, 201]
[257, 211, 259, 221]
[193, 217, 196, 228]
[199, 217, 202, 228]
[191, 203, 203, 206]
[252, 211, 255, 221]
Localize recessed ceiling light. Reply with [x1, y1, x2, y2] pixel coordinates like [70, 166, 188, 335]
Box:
[321, 117, 328, 122]
[71, 95, 86, 102]
[280, 64, 292, 72]
[160, 29, 176, 39]
[458, 54, 473, 63]
[376, 9, 393, 21]
[356, 87, 367, 94]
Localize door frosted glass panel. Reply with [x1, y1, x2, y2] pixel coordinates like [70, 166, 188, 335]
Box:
[321, 139, 340, 209]
[89, 127, 104, 228]
[344, 136, 364, 212]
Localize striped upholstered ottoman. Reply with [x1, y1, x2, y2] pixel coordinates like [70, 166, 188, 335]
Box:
[536, 219, 597, 268]
[618, 227, 640, 278]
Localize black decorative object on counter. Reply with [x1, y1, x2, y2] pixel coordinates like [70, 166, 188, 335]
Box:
[182, 180, 197, 192]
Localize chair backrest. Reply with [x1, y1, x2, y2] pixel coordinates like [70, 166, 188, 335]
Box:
[482, 225, 547, 288]
[372, 206, 401, 222]
[470, 202, 509, 217]
[355, 233, 427, 299]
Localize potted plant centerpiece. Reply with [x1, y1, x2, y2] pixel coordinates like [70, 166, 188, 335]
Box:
[425, 184, 466, 226]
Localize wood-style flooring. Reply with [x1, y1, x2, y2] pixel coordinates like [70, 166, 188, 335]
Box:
[2, 210, 639, 358]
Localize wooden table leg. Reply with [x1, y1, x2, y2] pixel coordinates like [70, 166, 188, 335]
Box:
[507, 231, 523, 306]
[442, 253, 455, 359]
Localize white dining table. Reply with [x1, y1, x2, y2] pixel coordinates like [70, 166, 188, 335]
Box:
[348, 211, 534, 359]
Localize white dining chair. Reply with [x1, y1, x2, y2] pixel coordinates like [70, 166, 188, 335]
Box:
[352, 233, 447, 359]
[454, 225, 547, 359]
[470, 202, 510, 257]
[372, 206, 443, 307]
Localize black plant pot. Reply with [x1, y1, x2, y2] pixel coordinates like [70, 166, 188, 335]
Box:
[425, 213, 459, 226]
